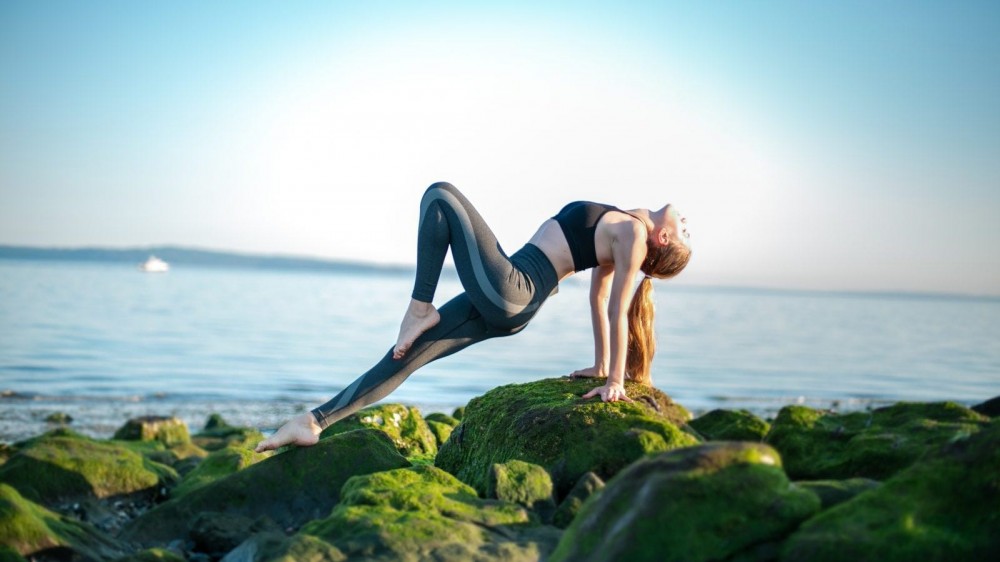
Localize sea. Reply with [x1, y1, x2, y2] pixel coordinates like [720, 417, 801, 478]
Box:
[1, 259, 998, 443]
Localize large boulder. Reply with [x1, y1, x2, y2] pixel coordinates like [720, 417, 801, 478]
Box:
[0, 483, 124, 561]
[114, 416, 191, 447]
[765, 401, 989, 480]
[549, 442, 820, 562]
[486, 460, 556, 521]
[796, 478, 881, 510]
[121, 429, 410, 546]
[436, 377, 697, 497]
[0, 429, 176, 506]
[782, 418, 1000, 561]
[170, 445, 270, 499]
[267, 465, 562, 561]
[689, 409, 770, 441]
[319, 403, 437, 458]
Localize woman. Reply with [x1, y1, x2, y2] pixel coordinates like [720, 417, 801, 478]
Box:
[255, 181, 691, 452]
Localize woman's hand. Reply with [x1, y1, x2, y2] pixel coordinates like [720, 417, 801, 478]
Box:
[582, 381, 634, 403]
[569, 365, 607, 379]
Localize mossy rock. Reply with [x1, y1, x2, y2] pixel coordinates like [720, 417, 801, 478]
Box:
[0, 483, 124, 561]
[487, 459, 556, 520]
[121, 429, 410, 546]
[188, 511, 281, 557]
[689, 409, 770, 441]
[0, 429, 177, 505]
[796, 478, 881, 510]
[285, 465, 561, 561]
[113, 547, 186, 562]
[782, 418, 1000, 561]
[552, 472, 604, 529]
[0, 544, 27, 562]
[971, 395, 1000, 417]
[319, 403, 437, 458]
[765, 401, 989, 480]
[250, 532, 347, 562]
[550, 442, 820, 562]
[425, 412, 460, 427]
[452, 406, 466, 420]
[192, 415, 265, 451]
[114, 416, 191, 447]
[115, 438, 208, 469]
[436, 377, 697, 497]
[44, 412, 73, 424]
[426, 420, 454, 448]
[170, 445, 269, 499]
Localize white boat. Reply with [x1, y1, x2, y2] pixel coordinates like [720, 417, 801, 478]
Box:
[139, 255, 170, 273]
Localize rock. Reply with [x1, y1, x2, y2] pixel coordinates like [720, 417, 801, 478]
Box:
[782, 418, 1000, 561]
[971, 395, 1000, 417]
[114, 416, 191, 447]
[243, 532, 345, 562]
[0, 483, 124, 561]
[170, 445, 269, 499]
[452, 406, 466, 420]
[0, 544, 27, 562]
[689, 409, 770, 441]
[764, 401, 989, 480]
[436, 377, 697, 497]
[193, 417, 265, 452]
[549, 442, 820, 562]
[121, 429, 410, 546]
[552, 472, 604, 529]
[426, 420, 455, 447]
[0, 428, 177, 505]
[44, 412, 73, 424]
[274, 465, 562, 561]
[425, 412, 460, 427]
[796, 478, 881, 509]
[113, 547, 186, 561]
[188, 511, 281, 557]
[319, 403, 437, 458]
[487, 460, 556, 521]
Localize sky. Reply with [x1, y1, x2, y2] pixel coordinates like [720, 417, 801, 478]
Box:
[1, 0, 998, 296]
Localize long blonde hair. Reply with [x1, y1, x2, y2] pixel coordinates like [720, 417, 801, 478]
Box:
[625, 238, 692, 384]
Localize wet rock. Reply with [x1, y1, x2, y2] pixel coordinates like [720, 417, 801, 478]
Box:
[425, 412, 460, 427]
[436, 377, 697, 497]
[0, 483, 124, 561]
[689, 408, 770, 441]
[114, 416, 191, 447]
[782, 418, 1000, 561]
[0, 544, 27, 562]
[270, 465, 561, 561]
[552, 472, 604, 529]
[796, 478, 881, 509]
[319, 403, 437, 458]
[549, 442, 820, 562]
[121, 429, 410, 546]
[44, 412, 73, 424]
[764, 401, 989, 480]
[170, 445, 269, 499]
[0, 428, 177, 506]
[487, 459, 556, 521]
[188, 511, 281, 558]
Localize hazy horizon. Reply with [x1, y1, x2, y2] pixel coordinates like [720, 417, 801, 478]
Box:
[2, 1, 999, 296]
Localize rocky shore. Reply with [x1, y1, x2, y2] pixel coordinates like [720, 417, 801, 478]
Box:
[2, 378, 997, 561]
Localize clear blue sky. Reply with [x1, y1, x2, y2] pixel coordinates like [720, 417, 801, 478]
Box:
[2, 1, 998, 295]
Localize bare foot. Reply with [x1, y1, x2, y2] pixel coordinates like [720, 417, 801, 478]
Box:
[393, 300, 440, 359]
[254, 413, 322, 453]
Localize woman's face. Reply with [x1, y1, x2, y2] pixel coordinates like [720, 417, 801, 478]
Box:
[666, 205, 691, 248]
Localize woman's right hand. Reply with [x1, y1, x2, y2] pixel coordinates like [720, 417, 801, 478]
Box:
[569, 365, 607, 379]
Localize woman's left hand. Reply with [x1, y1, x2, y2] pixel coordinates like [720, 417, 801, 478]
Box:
[582, 381, 634, 403]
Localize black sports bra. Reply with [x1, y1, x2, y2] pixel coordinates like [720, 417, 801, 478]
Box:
[552, 201, 625, 272]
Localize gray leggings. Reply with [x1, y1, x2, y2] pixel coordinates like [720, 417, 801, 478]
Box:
[311, 182, 559, 428]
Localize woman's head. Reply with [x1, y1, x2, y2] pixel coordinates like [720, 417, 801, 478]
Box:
[641, 204, 692, 279]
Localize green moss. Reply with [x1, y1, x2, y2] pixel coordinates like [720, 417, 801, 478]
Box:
[0, 429, 177, 505]
[782, 418, 1000, 561]
[550, 442, 820, 562]
[689, 409, 770, 441]
[170, 445, 269, 498]
[319, 403, 437, 458]
[452, 406, 466, 420]
[121, 429, 410, 546]
[552, 472, 604, 529]
[424, 412, 460, 427]
[44, 412, 72, 424]
[425, 420, 454, 447]
[113, 547, 186, 562]
[487, 460, 555, 517]
[113, 417, 191, 447]
[436, 377, 698, 497]
[192, 426, 264, 452]
[0, 483, 122, 560]
[765, 401, 989, 480]
[796, 478, 881, 510]
[297, 465, 559, 560]
[254, 532, 347, 562]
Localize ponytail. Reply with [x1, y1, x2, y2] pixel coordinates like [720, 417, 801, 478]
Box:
[625, 276, 656, 385]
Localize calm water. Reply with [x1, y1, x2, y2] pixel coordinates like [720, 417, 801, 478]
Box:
[1, 259, 998, 442]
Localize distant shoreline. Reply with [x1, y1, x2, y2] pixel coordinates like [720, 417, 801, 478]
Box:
[1, 244, 997, 302]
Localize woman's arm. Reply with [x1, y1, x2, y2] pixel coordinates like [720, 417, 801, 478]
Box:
[570, 265, 614, 378]
[583, 220, 646, 402]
